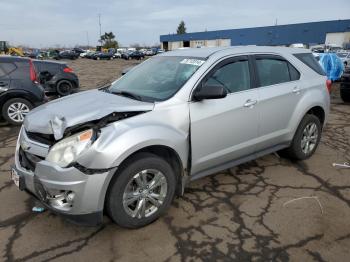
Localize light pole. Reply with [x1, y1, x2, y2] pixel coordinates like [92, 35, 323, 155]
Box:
[98, 14, 102, 45]
[86, 31, 90, 48]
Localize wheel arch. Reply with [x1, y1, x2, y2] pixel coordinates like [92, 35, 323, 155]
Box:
[109, 144, 185, 197]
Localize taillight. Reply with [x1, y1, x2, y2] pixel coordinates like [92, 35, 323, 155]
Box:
[29, 59, 38, 83]
[326, 79, 332, 93]
[63, 67, 74, 73]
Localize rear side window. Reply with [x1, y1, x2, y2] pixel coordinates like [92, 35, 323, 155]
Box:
[294, 53, 326, 76]
[0, 67, 6, 77]
[1, 62, 17, 75]
[256, 59, 290, 86]
[288, 63, 300, 81]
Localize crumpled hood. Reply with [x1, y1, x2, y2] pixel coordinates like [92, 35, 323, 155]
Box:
[24, 89, 154, 139]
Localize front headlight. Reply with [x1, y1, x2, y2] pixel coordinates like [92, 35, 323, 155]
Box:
[46, 129, 94, 167]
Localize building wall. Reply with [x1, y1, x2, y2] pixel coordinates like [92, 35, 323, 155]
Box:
[326, 32, 350, 46]
[160, 19, 350, 50]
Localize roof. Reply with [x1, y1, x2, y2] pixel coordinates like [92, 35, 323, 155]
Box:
[0, 55, 30, 62]
[160, 19, 350, 46]
[159, 46, 310, 58]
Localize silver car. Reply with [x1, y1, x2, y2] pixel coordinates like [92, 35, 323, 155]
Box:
[12, 47, 330, 228]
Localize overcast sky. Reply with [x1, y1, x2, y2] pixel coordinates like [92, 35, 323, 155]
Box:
[1, 0, 349, 48]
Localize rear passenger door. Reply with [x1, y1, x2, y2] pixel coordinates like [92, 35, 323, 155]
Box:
[253, 54, 302, 151]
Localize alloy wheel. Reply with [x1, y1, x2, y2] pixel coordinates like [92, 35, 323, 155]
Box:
[301, 122, 318, 154]
[7, 102, 30, 123]
[123, 169, 167, 219]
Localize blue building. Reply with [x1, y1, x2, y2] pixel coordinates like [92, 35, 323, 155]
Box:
[160, 19, 350, 50]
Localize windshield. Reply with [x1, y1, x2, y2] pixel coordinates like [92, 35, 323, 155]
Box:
[337, 53, 348, 58]
[109, 56, 206, 102]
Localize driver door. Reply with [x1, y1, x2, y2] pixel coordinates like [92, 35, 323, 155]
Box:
[189, 56, 259, 176]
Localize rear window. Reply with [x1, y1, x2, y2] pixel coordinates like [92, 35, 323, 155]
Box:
[294, 53, 326, 76]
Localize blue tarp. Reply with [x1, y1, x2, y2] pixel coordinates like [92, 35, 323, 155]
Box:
[318, 53, 344, 81]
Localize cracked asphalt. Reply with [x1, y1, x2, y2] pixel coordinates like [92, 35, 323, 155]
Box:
[1, 59, 350, 261]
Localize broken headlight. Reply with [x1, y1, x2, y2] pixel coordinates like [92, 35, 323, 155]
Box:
[46, 129, 94, 168]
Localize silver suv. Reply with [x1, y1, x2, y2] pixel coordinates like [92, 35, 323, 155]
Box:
[12, 47, 330, 228]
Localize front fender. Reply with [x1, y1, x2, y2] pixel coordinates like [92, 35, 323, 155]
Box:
[77, 122, 189, 170]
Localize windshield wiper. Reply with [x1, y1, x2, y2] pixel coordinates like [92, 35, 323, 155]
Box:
[110, 90, 143, 101]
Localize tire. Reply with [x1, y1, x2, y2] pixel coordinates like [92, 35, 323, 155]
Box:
[340, 89, 350, 103]
[279, 114, 321, 160]
[2, 98, 33, 125]
[106, 152, 176, 228]
[56, 80, 73, 96]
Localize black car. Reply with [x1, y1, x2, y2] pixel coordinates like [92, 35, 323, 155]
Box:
[54, 50, 79, 60]
[93, 52, 114, 60]
[340, 67, 350, 102]
[0, 56, 46, 125]
[33, 60, 79, 96]
[72, 48, 85, 55]
[122, 50, 145, 60]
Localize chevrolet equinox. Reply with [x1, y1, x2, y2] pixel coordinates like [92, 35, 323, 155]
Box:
[12, 47, 330, 228]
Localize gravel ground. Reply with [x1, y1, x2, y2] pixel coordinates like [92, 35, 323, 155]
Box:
[0, 58, 350, 261]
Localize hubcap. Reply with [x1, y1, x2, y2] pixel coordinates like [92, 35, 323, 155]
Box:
[7, 102, 30, 122]
[301, 123, 318, 154]
[123, 169, 167, 219]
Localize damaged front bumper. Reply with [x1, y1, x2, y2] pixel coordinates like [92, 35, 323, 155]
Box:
[13, 129, 116, 226]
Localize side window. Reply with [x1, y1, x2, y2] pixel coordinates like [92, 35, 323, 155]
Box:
[288, 63, 300, 81]
[294, 53, 326, 76]
[1, 63, 16, 75]
[256, 58, 290, 87]
[205, 60, 251, 93]
[0, 66, 6, 77]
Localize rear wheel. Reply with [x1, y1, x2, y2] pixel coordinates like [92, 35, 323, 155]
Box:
[279, 114, 321, 160]
[2, 98, 33, 125]
[56, 80, 73, 96]
[106, 152, 176, 228]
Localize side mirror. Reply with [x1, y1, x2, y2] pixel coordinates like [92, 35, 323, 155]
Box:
[193, 82, 227, 101]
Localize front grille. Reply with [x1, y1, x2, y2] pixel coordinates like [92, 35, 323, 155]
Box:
[26, 131, 55, 146]
[18, 147, 43, 172]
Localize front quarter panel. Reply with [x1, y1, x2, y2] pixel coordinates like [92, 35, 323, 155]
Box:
[77, 103, 190, 170]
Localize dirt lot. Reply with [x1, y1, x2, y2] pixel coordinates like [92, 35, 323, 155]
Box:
[1, 58, 350, 262]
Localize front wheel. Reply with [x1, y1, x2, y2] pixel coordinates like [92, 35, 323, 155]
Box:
[279, 114, 321, 160]
[106, 153, 176, 228]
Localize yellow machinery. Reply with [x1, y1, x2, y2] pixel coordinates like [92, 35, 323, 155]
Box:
[0, 41, 24, 56]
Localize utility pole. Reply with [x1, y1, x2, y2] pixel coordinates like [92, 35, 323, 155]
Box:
[98, 14, 102, 44]
[86, 31, 90, 48]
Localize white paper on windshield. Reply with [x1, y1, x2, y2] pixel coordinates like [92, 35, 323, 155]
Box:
[180, 59, 205, 66]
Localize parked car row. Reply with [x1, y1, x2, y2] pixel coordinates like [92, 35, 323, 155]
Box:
[0, 56, 79, 124]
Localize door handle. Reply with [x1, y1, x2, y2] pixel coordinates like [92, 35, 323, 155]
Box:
[292, 87, 301, 94]
[0, 82, 8, 87]
[244, 99, 257, 108]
